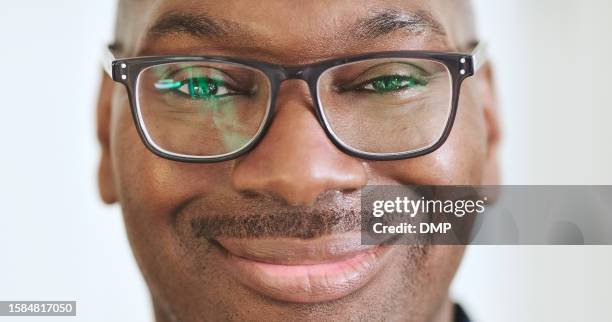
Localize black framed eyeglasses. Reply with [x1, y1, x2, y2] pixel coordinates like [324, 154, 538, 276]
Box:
[102, 43, 487, 163]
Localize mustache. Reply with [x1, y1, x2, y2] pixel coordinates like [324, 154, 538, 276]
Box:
[181, 186, 485, 243]
[183, 187, 427, 240]
[175, 189, 363, 240]
[190, 208, 361, 239]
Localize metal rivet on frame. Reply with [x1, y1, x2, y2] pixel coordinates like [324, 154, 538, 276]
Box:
[121, 74, 127, 80]
[121, 63, 127, 69]
[460, 57, 466, 64]
[460, 69, 466, 75]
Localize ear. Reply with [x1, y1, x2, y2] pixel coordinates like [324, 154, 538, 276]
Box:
[477, 63, 502, 185]
[97, 71, 118, 204]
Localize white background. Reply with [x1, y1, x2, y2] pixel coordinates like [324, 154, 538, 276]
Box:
[0, 1, 611, 321]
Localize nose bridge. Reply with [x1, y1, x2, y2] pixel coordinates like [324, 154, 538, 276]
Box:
[283, 66, 306, 79]
[280, 64, 322, 84]
[231, 71, 367, 206]
[275, 66, 319, 115]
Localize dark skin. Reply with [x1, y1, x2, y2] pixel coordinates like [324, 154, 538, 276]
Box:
[97, 1, 500, 321]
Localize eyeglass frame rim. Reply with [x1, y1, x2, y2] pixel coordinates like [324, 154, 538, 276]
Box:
[101, 43, 487, 163]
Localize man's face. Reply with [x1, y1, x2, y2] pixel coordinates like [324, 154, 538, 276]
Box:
[97, 1, 499, 321]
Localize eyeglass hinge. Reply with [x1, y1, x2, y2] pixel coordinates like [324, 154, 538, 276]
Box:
[458, 56, 475, 77]
[112, 61, 129, 83]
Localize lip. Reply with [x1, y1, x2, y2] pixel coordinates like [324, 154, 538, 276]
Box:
[214, 233, 392, 303]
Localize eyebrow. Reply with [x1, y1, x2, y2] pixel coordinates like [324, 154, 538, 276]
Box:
[351, 8, 446, 40]
[146, 8, 446, 43]
[148, 11, 242, 39]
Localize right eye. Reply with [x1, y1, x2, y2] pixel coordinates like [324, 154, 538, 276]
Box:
[153, 66, 255, 101]
[156, 76, 237, 100]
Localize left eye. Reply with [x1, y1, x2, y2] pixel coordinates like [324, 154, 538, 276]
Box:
[359, 75, 428, 93]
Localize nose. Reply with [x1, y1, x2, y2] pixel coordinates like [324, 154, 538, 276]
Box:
[231, 80, 367, 206]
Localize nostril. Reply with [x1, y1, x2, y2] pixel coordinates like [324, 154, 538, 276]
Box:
[238, 189, 262, 200]
[340, 187, 361, 195]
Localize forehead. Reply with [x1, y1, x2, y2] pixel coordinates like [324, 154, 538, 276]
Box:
[127, 0, 458, 62]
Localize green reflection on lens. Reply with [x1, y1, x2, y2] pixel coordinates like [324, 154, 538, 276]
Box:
[188, 77, 222, 99]
[369, 75, 428, 93]
[154, 79, 182, 90]
[209, 99, 251, 152]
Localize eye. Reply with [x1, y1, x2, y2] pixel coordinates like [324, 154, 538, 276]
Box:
[178, 77, 233, 99]
[334, 61, 433, 96]
[358, 75, 428, 94]
[156, 76, 235, 100]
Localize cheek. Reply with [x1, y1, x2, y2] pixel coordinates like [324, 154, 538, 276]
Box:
[370, 80, 488, 185]
[109, 87, 232, 241]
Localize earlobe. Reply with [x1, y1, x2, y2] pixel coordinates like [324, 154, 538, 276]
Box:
[478, 63, 502, 185]
[97, 72, 118, 204]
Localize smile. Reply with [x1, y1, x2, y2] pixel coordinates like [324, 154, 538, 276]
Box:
[213, 233, 393, 303]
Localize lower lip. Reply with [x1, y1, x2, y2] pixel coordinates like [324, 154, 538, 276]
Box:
[217, 243, 390, 303]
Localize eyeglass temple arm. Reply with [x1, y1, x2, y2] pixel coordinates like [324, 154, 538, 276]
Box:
[470, 42, 488, 73]
[101, 46, 116, 79]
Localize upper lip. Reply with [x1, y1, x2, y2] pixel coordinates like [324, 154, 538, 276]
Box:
[215, 232, 376, 265]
